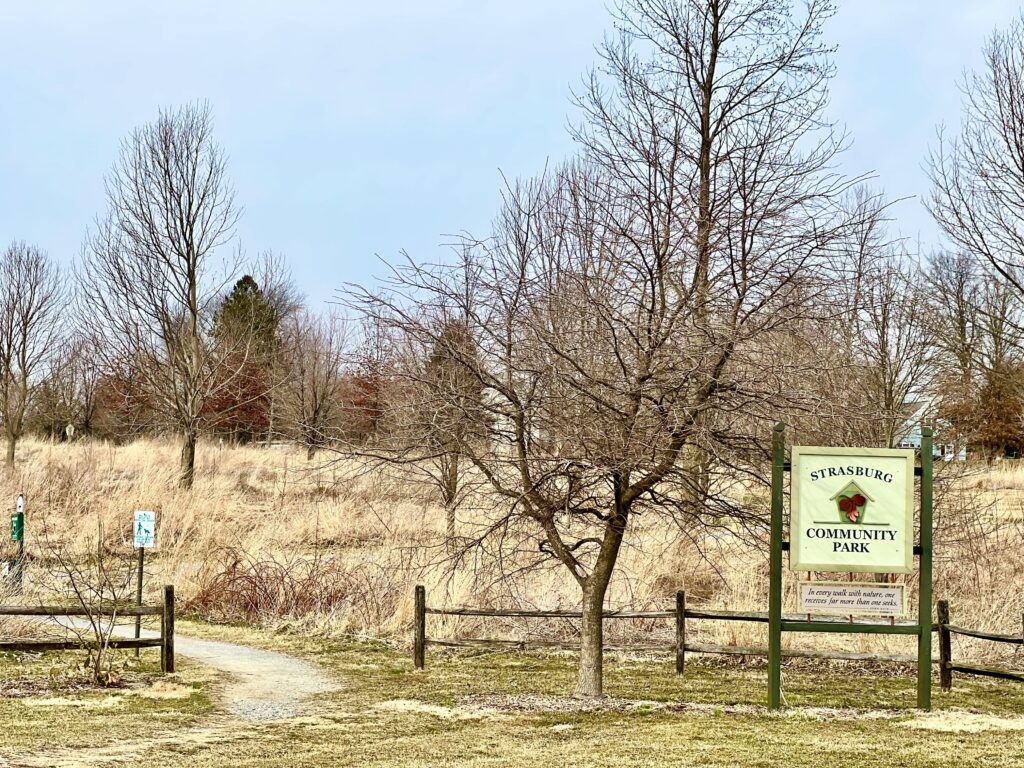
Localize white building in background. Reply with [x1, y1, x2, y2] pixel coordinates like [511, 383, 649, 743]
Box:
[894, 394, 966, 461]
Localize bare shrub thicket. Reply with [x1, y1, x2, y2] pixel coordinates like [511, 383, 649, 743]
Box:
[32, 508, 140, 685]
[187, 545, 404, 633]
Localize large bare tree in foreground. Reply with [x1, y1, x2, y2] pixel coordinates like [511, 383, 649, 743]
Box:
[80, 103, 247, 488]
[351, 0, 859, 698]
[0, 243, 63, 469]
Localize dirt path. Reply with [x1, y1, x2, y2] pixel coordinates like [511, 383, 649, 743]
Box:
[3, 621, 339, 767]
[66, 618, 339, 720]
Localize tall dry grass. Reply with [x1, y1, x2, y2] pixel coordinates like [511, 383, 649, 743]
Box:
[1, 437, 1021, 667]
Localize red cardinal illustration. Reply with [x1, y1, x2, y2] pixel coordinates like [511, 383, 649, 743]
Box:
[839, 496, 859, 522]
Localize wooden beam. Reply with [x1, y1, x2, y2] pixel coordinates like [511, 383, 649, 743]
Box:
[162, 585, 174, 674]
[0, 638, 162, 652]
[414, 585, 426, 670]
[0, 605, 163, 617]
[945, 624, 1024, 645]
[675, 591, 686, 676]
[685, 641, 923, 664]
[782, 620, 921, 635]
[937, 600, 952, 692]
[947, 663, 1024, 683]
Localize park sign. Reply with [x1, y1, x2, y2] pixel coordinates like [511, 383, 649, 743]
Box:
[133, 510, 156, 549]
[790, 446, 914, 573]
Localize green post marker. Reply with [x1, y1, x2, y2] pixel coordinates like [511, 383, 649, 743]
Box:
[917, 427, 934, 710]
[768, 422, 785, 710]
[11, 494, 25, 593]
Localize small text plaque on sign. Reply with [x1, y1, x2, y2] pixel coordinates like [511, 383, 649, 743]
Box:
[133, 511, 156, 548]
[798, 582, 906, 616]
[791, 446, 914, 573]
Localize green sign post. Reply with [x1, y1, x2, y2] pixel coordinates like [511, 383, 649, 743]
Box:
[10, 494, 25, 593]
[768, 424, 934, 710]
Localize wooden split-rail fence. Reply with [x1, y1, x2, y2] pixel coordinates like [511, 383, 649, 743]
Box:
[0, 584, 175, 673]
[414, 586, 1023, 690]
[937, 598, 1024, 689]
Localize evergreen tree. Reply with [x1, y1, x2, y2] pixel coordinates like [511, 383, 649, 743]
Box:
[207, 276, 281, 442]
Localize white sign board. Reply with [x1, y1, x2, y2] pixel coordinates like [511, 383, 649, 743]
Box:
[798, 582, 906, 616]
[133, 510, 156, 548]
[791, 446, 914, 573]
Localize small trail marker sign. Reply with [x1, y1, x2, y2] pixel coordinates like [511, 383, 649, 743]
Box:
[790, 446, 914, 573]
[11, 494, 24, 542]
[134, 511, 156, 548]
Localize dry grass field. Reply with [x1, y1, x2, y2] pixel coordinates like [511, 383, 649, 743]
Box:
[1, 436, 1022, 663]
[1, 437, 1024, 765]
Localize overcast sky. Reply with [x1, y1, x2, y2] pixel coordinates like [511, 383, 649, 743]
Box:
[0, 1, 1019, 308]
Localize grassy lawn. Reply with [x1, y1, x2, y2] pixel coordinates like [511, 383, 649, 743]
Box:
[3, 621, 1024, 767]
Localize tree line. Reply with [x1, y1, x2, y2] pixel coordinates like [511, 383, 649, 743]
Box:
[6, 0, 1024, 698]
[0, 103, 384, 484]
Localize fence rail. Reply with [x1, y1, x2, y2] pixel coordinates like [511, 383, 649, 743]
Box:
[937, 599, 1024, 689]
[414, 586, 927, 672]
[0, 584, 175, 673]
[414, 586, 1024, 687]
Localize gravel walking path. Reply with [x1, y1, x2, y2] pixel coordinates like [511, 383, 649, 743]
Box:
[58, 618, 338, 721]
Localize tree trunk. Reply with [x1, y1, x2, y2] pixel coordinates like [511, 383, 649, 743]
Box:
[575, 580, 608, 698]
[307, 444, 317, 461]
[4, 434, 15, 471]
[445, 499, 457, 543]
[444, 452, 459, 545]
[179, 429, 197, 489]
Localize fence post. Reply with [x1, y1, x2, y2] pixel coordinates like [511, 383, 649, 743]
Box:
[937, 599, 951, 692]
[917, 427, 934, 710]
[162, 584, 175, 674]
[414, 584, 426, 670]
[134, 546, 145, 658]
[675, 590, 686, 676]
[767, 422, 785, 709]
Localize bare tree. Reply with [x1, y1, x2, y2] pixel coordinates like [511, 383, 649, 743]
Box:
[0, 242, 63, 469]
[857, 256, 934, 447]
[353, 303, 487, 548]
[79, 102, 245, 488]
[925, 252, 981, 384]
[349, 0, 858, 699]
[253, 251, 304, 446]
[924, 251, 1024, 455]
[281, 310, 350, 459]
[928, 13, 1024, 303]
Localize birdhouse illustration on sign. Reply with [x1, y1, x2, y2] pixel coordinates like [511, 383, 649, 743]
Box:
[829, 482, 873, 523]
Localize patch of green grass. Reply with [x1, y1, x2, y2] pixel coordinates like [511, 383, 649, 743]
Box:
[4, 622, 1024, 767]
